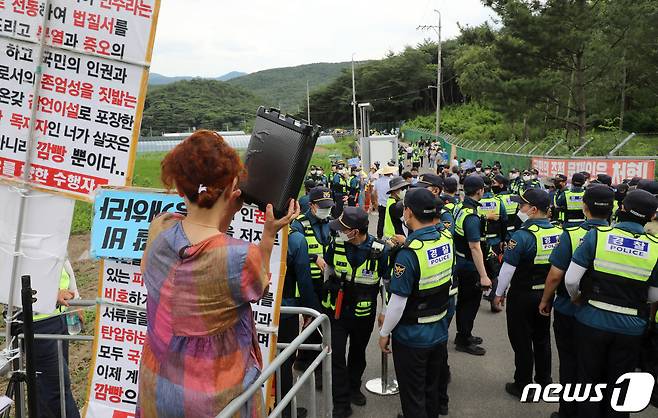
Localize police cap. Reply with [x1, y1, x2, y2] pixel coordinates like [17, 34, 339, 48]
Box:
[622, 189, 658, 218]
[583, 185, 614, 210]
[416, 173, 443, 188]
[571, 172, 586, 186]
[404, 188, 437, 219]
[463, 175, 485, 194]
[329, 207, 368, 232]
[308, 187, 335, 209]
[511, 189, 551, 212]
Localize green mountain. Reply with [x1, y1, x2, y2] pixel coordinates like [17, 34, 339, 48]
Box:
[228, 62, 355, 112]
[141, 79, 262, 134]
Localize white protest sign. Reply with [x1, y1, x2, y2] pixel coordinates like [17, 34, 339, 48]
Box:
[0, 180, 74, 313]
[0, 0, 160, 200]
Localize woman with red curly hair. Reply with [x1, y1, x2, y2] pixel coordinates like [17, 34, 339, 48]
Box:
[136, 130, 299, 418]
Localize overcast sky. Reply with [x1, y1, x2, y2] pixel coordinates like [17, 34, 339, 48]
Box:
[150, 0, 496, 76]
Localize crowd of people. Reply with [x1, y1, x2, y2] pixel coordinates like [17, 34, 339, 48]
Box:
[295, 141, 658, 418]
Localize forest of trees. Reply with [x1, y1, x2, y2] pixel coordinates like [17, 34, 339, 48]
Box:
[307, 0, 658, 144]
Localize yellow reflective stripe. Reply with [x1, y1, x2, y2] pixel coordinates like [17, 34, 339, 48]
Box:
[531, 284, 545, 290]
[417, 309, 447, 324]
[418, 270, 452, 290]
[588, 300, 638, 316]
[353, 276, 379, 285]
[449, 287, 458, 296]
[593, 259, 652, 281]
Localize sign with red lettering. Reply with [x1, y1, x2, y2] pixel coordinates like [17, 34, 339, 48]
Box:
[532, 157, 655, 185]
[0, 0, 160, 200]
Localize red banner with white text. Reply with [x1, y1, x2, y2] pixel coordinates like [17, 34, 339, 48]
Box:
[532, 157, 655, 184]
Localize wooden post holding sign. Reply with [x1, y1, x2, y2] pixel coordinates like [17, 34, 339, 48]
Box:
[85, 188, 288, 417]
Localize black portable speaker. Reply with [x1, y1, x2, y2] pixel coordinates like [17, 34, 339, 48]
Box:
[241, 107, 321, 218]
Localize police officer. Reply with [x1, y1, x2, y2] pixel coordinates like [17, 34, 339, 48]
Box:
[379, 188, 453, 417]
[565, 189, 658, 418]
[480, 177, 508, 311]
[551, 174, 568, 222]
[440, 177, 460, 215]
[417, 173, 454, 234]
[493, 189, 561, 398]
[290, 187, 335, 379]
[454, 175, 492, 355]
[348, 166, 360, 207]
[522, 169, 543, 190]
[323, 207, 390, 417]
[538, 185, 614, 418]
[300, 179, 318, 214]
[280, 214, 324, 418]
[493, 174, 520, 234]
[317, 166, 329, 187]
[556, 173, 586, 227]
[411, 147, 421, 169]
[332, 163, 350, 217]
[509, 168, 522, 195]
[384, 176, 409, 242]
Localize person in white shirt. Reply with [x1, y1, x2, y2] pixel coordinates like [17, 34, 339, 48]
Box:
[374, 165, 397, 239]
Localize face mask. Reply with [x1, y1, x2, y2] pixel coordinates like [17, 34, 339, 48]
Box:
[510, 173, 519, 180]
[492, 186, 502, 194]
[476, 167, 482, 172]
[532, 174, 538, 180]
[315, 208, 331, 220]
[310, 170, 317, 175]
[484, 170, 491, 175]
[517, 209, 530, 223]
[523, 175, 532, 182]
[398, 189, 407, 200]
[338, 231, 351, 242]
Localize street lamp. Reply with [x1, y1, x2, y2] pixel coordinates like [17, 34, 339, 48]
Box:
[418, 10, 442, 139]
[351, 53, 358, 137]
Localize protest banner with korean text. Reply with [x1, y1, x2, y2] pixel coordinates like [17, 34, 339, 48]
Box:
[532, 157, 655, 185]
[0, 0, 160, 200]
[86, 188, 287, 416]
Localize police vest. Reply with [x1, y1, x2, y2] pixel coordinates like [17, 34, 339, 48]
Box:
[384, 197, 398, 238]
[479, 196, 504, 240]
[555, 226, 589, 298]
[33, 268, 70, 321]
[400, 232, 454, 324]
[321, 239, 385, 317]
[581, 227, 658, 317]
[510, 224, 562, 291]
[454, 205, 485, 261]
[499, 192, 519, 232]
[559, 189, 585, 223]
[295, 215, 329, 287]
[333, 176, 349, 194]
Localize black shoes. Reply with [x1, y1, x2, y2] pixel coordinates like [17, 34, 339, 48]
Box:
[505, 382, 523, 399]
[350, 390, 367, 406]
[468, 335, 483, 345]
[455, 343, 486, 356]
[333, 406, 353, 418]
[439, 404, 449, 415]
[283, 407, 308, 418]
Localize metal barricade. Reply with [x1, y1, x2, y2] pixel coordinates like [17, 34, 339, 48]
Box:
[217, 306, 332, 418]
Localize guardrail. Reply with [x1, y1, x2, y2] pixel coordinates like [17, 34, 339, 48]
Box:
[217, 306, 332, 418]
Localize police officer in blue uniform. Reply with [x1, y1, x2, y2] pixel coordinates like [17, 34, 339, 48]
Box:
[440, 177, 460, 215]
[279, 217, 324, 418]
[379, 188, 453, 417]
[538, 185, 614, 418]
[417, 173, 454, 234]
[550, 174, 568, 223]
[565, 189, 658, 418]
[332, 162, 350, 217]
[323, 207, 390, 417]
[290, 187, 335, 381]
[493, 189, 562, 398]
[555, 173, 586, 227]
[454, 175, 492, 355]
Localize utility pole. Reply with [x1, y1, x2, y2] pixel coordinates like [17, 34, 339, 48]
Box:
[352, 53, 358, 137]
[417, 9, 442, 139]
[306, 80, 311, 124]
